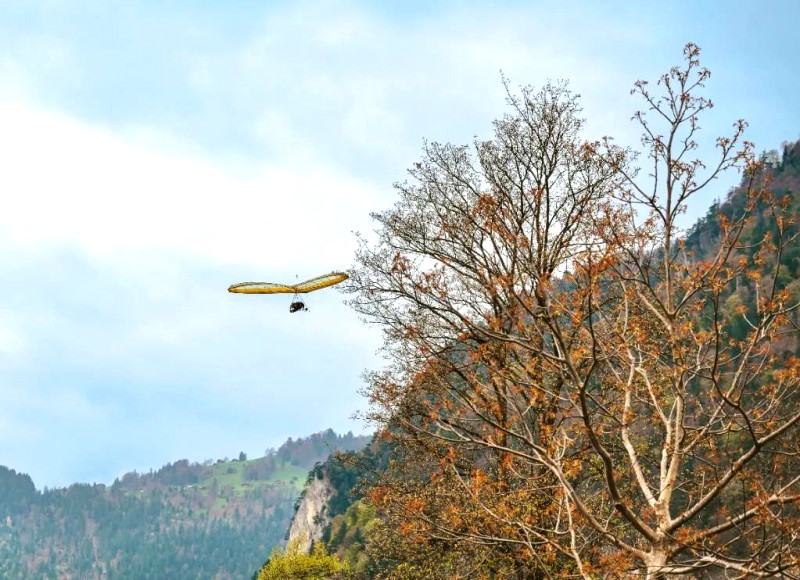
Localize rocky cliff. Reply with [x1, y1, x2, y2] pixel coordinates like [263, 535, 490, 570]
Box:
[286, 472, 334, 553]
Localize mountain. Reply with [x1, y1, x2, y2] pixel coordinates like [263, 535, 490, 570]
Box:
[256, 436, 389, 578]
[0, 429, 370, 579]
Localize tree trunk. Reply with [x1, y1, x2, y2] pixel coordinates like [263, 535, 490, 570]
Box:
[643, 545, 669, 580]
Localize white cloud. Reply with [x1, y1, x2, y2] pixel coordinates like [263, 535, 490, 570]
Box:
[0, 328, 26, 359]
[183, 1, 649, 176]
[0, 98, 377, 274]
[0, 310, 28, 361]
[0, 30, 79, 101]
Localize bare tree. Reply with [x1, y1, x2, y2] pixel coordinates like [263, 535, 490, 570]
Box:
[349, 45, 800, 578]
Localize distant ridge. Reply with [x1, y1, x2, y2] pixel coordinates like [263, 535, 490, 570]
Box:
[0, 428, 371, 579]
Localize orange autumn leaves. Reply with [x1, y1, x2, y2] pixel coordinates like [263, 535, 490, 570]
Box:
[348, 44, 800, 577]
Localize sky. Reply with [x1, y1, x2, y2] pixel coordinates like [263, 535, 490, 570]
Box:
[0, 0, 798, 489]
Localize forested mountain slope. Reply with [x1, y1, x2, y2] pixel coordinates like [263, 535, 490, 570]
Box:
[0, 429, 370, 579]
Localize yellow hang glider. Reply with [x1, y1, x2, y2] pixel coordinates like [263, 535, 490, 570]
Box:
[228, 271, 349, 313]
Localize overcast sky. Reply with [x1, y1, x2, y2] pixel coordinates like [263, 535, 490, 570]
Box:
[1, 0, 798, 489]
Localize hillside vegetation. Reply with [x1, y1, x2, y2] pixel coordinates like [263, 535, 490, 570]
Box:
[0, 429, 369, 579]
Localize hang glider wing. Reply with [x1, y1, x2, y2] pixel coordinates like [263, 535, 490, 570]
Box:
[294, 272, 349, 293]
[227, 282, 297, 294]
[227, 272, 349, 294]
